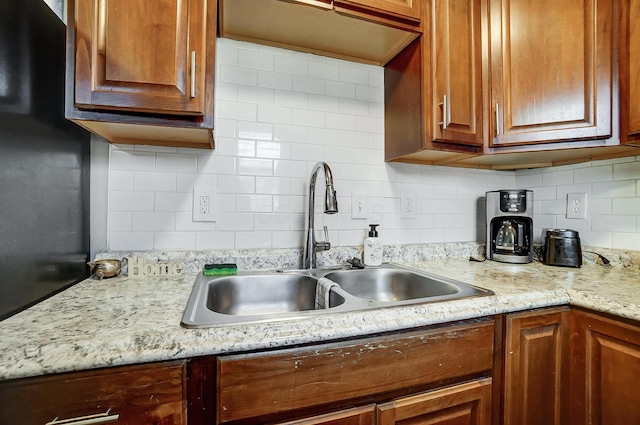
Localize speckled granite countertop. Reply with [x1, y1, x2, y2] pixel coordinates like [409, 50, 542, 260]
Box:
[0, 257, 639, 381]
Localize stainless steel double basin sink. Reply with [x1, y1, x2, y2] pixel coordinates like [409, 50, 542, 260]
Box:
[181, 264, 493, 328]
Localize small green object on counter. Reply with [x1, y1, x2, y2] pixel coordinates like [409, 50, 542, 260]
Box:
[203, 263, 238, 276]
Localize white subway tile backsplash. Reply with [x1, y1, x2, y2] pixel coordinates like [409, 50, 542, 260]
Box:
[110, 232, 154, 250]
[110, 191, 154, 212]
[218, 64, 258, 86]
[195, 232, 235, 250]
[109, 212, 131, 232]
[105, 39, 640, 252]
[238, 85, 274, 105]
[236, 231, 272, 249]
[154, 232, 195, 250]
[258, 70, 293, 90]
[237, 158, 273, 176]
[155, 192, 192, 212]
[110, 150, 155, 171]
[238, 49, 275, 71]
[258, 105, 293, 124]
[110, 171, 133, 191]
[216, 175, 255, 194]
[325, 80, 356, 99]
[309, 94, 341, 112]
[132, 212, 175, 231]
[236, 194, 273, 213]
[275, 55, 308, 75]
[256, 141, 291, 159]
[574, 165, 613, 183]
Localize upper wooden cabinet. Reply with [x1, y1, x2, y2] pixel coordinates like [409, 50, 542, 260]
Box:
[385, 0, 484, 164]
[218, 0, 421, 66]
[620, 0, 640, 145]
[66, 0, 216, 148]
[334, 0, 422, 23]
[489, 0, 613, 147]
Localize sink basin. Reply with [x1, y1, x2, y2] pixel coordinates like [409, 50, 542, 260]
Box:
[182, 264, 493, 328]
[182, 272, 347, 327]
[207, 274, 341, 315]
[322, 268, 459, 302]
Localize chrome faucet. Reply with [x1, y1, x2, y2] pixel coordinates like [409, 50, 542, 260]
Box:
[303, 162, 338, 269]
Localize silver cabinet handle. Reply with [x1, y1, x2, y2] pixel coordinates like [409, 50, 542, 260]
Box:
[191, 51, 197, 98]
[46, 409, 119, 425]
[439, 95, 448, 130]
[495, 103, 500, 136]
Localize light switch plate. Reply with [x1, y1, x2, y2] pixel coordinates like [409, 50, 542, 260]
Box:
[566, 193, 587, 219]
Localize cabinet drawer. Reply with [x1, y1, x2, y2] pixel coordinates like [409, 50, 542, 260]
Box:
[0, 361, 186, 425]
[217, 320, 494, 423]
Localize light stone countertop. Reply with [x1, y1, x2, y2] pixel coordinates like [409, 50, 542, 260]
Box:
[0, 258, 639, 381]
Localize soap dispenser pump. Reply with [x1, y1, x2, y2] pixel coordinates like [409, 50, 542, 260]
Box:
[363, 224, 382, 266]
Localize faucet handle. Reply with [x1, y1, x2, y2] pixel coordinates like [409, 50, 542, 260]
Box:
[316, 225, 331, 252]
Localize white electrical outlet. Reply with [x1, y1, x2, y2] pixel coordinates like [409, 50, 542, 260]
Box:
[400, 192, 417, 219]
[566, 193, 587, 219]
[351, 192, 368, 219]
[193, 188, 216, 222]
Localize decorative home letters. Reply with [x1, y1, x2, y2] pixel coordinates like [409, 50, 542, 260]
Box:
[127, 256, 184, 277]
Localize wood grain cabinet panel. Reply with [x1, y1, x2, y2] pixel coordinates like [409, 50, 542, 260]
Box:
[66, 0, 216, 148]
[489, 0, 613, 146]
[384, 0, 484, 164]
[570, 309, 640, 425]
[272, 404, 376, 425]
[334, 0, 422, 22]
[620, 0, 640, 144]
[377, 378, 492, 425]
[216, 320, 494, 424]
[431, 0, 484, 147]
[73, 0, 206, 116]
[503, 307, 570, 425]
[0, 361, 187, 425]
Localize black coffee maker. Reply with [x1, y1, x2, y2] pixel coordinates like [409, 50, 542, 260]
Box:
[486, 190, 534, 264]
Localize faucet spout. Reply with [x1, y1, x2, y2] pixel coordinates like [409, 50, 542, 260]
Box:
[303, 162, 338, 269]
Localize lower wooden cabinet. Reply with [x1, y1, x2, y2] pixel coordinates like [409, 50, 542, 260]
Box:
[503, 307, 570, 425]
[215, 320, 495, 424]
[377, 378, 492, 425]
[0, 361, 186, 425]
[570, 309, 640, 425]
[273, 404, 376, 425]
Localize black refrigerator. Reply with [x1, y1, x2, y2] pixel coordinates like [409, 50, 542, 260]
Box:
[0, 0, 91, 320]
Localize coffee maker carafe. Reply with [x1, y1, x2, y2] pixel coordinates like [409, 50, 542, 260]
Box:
[486, 190, 533, 263]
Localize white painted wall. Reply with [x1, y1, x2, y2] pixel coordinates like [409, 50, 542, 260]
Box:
[103, 38, 640, 252]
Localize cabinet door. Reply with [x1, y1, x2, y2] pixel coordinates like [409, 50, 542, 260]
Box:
[73, 0, 207, 116]
[0, 361, 186, 425]
[503, 307, 569, 425]
[273, 404, 375, 425]
[489, 0, 613, 146]
[333, 0, 422, 22]
[377, 378, 492, 425]
[620, 0, 640, 144]
[432, 0, 484, 147]
[570, 309, 640, 425]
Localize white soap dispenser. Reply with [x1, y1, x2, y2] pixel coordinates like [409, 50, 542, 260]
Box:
[363, 224, 382, 266]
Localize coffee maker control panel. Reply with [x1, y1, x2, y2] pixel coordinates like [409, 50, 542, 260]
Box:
[500, 190, 527, 213]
